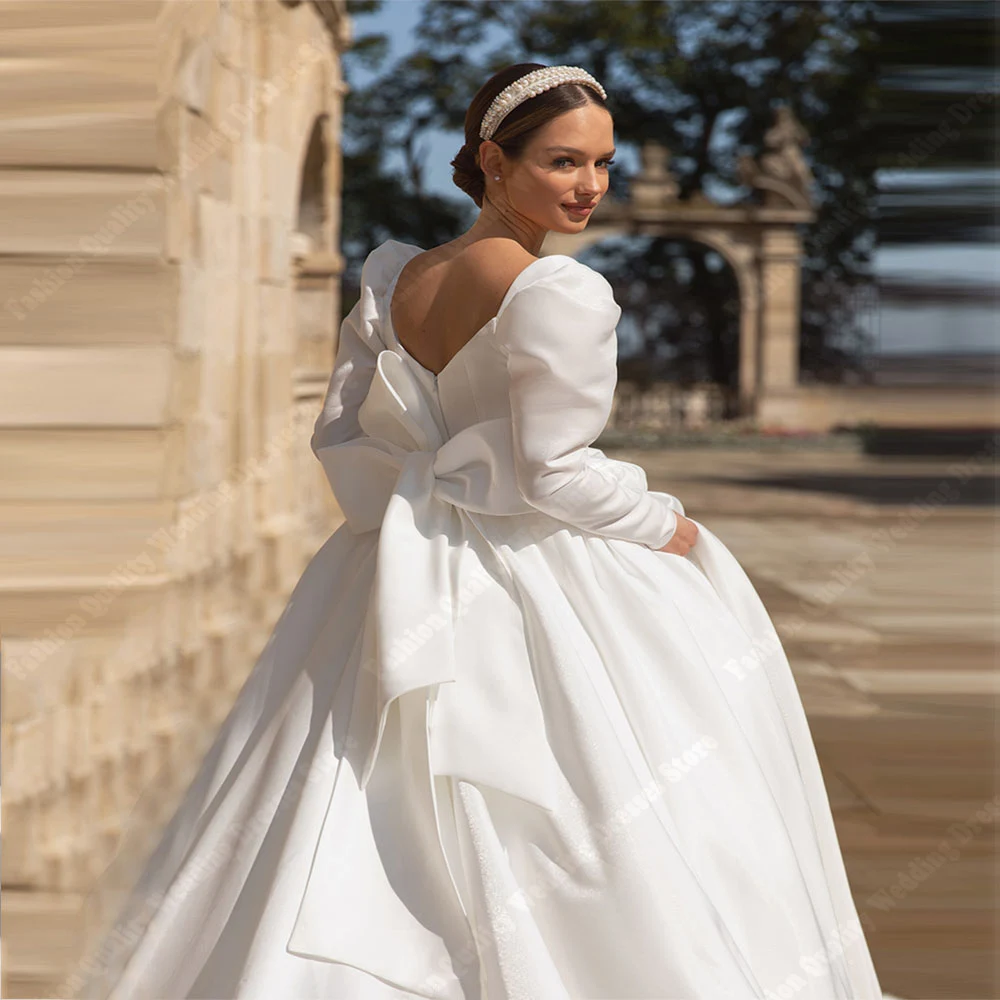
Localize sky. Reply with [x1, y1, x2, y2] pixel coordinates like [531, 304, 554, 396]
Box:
[351, 2, 997, 356]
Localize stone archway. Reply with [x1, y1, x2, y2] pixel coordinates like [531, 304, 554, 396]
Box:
[542, 106, 816, 421]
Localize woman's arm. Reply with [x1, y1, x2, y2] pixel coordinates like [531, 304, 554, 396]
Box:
[496, 260, 682, 550]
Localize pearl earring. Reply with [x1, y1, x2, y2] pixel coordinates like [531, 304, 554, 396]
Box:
[494, 175, 500, 180]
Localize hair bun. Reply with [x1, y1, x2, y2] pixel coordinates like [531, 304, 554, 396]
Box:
[450, 141, 486, 209]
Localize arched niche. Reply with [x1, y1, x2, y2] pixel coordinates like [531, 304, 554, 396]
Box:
[290, 114, 338, 377]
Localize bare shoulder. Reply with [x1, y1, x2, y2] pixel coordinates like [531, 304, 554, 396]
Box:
[459, 238, 540, 303]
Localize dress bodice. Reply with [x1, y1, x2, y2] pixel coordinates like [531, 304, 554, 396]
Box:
[311, 237, 686, 553]
[379, 241, 571, 439]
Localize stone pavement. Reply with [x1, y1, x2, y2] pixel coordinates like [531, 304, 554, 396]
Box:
[611, 443, 997, 1000]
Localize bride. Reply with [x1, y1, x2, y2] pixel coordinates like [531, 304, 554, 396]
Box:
[72, 63, 885, 1000]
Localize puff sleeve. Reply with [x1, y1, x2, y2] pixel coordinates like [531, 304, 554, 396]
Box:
[496, 260, 685, 550]
[310, 296, 378, 456]
[311, 242, 419, 456]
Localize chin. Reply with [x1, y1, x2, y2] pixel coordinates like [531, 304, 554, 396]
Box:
[552, 214, 590, 232]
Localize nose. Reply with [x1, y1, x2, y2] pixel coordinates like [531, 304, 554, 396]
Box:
[577, 163, 601, 197]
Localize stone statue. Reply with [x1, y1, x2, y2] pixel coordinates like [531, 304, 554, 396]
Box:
[738, 105, 815, 208]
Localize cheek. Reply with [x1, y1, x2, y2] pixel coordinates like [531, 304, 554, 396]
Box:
[532, 174, 570, 205]
[513, 170, 571, 211]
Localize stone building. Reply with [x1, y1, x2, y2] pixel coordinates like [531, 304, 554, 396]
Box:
[0, 2, 351, 995]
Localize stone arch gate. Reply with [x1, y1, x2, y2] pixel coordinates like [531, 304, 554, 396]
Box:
[542, 108, 817, 421]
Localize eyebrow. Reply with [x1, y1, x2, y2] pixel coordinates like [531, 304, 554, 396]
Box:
[545, 145, 616, 157]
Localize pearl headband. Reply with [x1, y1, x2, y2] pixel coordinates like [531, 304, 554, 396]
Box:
[479, 65, 607, 142]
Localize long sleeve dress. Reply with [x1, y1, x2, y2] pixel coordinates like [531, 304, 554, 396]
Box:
[72, 238, 885, 1000]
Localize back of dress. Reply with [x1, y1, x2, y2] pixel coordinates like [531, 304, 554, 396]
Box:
[74, 236, 884, 1000]
[311, 238, 686, 551]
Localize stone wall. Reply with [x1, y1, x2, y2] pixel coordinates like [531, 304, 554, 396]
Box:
[758, 384, 998, 432]
[609, 380, 998, 435]
[0, 2, 350, 995]
[609, 380, 732, 431]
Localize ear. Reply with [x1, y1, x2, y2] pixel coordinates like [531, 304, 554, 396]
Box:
[478, 139, 501, 177]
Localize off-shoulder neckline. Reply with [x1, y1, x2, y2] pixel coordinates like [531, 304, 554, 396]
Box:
[381, 240, 578, 380]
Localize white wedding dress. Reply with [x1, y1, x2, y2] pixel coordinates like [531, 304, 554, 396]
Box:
[73, 239, 885, 1000]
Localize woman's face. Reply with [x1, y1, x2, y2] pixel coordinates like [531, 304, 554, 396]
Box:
[492, 103, 615, 233]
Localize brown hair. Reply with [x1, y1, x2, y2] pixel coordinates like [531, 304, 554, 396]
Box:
[450, 63, 609, 209]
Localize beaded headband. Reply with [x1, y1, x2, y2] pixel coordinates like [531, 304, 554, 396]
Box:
[479, 65, 607, 142]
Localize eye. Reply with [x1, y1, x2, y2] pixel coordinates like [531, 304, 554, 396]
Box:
[553, 157, 616, 168]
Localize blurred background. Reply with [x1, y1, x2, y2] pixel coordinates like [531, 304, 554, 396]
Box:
[0, 1, 996, 997]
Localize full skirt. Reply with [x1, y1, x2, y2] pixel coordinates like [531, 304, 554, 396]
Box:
[72, 508, 883, 1000]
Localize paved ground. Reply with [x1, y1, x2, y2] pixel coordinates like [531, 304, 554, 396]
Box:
[609, 443, 998, 1000]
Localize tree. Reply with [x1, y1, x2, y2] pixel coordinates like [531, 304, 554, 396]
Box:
[341, 0, 885, 392]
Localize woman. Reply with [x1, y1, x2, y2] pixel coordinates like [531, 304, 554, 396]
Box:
[74, 63, 885, 1000]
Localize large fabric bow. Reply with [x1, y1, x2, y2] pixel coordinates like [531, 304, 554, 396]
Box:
[286, 350, 567, 995]
[312, 348, 561, 810]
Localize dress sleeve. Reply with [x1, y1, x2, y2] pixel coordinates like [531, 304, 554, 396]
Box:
[312, 242, 417, 455]
[495, 260, 684, 550]
[310, 295, 378, 456]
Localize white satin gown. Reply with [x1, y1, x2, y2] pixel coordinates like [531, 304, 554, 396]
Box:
[74, 239, 885, 1000]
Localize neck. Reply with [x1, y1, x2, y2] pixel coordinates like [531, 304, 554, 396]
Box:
[461, 193, 547, 256]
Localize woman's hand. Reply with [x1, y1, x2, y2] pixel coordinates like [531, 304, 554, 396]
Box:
[657, 514, 699, 556]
